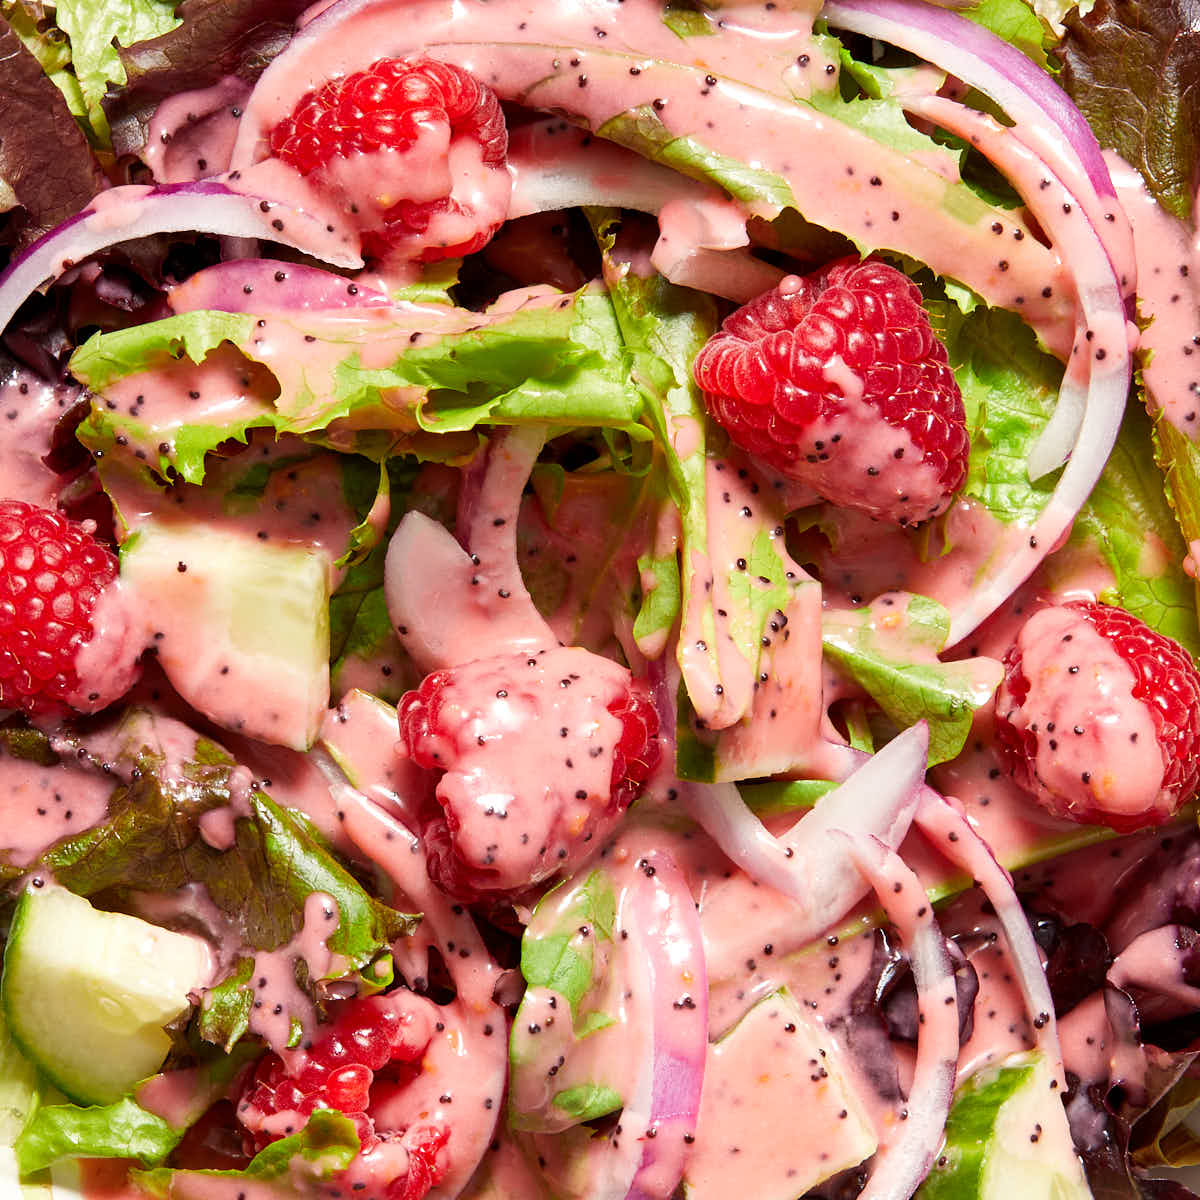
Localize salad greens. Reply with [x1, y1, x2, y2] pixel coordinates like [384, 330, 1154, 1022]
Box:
[0, 0, 1199, 1196]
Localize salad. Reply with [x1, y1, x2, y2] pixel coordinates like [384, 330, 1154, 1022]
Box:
[0, 0, 1198, 1196]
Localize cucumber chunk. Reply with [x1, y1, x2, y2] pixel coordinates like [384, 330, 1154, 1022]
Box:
[121, 522, 330, 750]
[916, 1051, 1091, 1200]
[684, 988, 877, 1200]
[1, 885, 212, 1106]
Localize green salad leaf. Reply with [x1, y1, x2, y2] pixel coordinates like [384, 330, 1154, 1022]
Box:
[0, 711, 415, 1052]
[50, 0, 183, 148]
[133, 1109, 360, 1199]
[72, 288, 646, 485]
[822, 593, 1004, 764]
[13, 1043, 258, 1175]
[1072, 403, 1200, 657]
[926, 293, 1063, 525]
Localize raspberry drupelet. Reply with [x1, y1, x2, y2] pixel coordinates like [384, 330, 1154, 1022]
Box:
[399, 646, 660, 901]
[693, 257, 969, 525]
[236, 993, 449, 1200]
[0, 500, 121, 716]
[270, 58, 510, 262]
[994, 600, 1200, 831]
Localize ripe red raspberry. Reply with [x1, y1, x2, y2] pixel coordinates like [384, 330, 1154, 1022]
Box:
[0, 500, 118, 715]
[270, 58, 509, 262]
[993, 601, 1200, 831]
[693, 257, 968, 525]
[236, 992, 448, 1200]
[398, 646, 660, 901]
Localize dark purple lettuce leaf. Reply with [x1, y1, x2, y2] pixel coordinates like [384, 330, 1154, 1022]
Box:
[1031, 912, 1113, 1017]
[1057, 0, 1200, 222]
[0, 14, 104, 251]
[104, 0, 314, 158]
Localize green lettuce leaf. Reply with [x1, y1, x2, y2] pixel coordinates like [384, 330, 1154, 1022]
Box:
[71, 288, 646, 486]
[1058, 0, 1199, 223]
[962, 0, 1054, 66]
[598, 105, 796, 211]
[1072, 403, 1200, 656]
[927, 293, 1063, 525]
[0, 711, 416, 1052]
[551, 1083, 623, 1122]
[518, 869, 616, 1019]
[13, 1044, 258, 1175]
[51, 0, 183, 149]
[133, 1109, 360, 1199]
[662, 0, 714, 38]
[821, 593, 1004, 764]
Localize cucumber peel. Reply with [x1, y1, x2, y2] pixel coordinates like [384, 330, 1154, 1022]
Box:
[1, 884, 212, 1106]
[917, 1051, 1090, 1200]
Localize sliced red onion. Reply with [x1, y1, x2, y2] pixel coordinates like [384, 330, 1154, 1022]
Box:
[835, 830, 958, 1200]
[509, 120, 780, 303]
[914, 787, 1064, 1084]
[0, 181, 362, 335]
[385, 424, 556, 672]
[820, 0, 1134, 292]
[893, 98, 1131, 643]
[689, 722, 927, 949]
[167, 259, 389, 315]
[590, 850, 708, 1200]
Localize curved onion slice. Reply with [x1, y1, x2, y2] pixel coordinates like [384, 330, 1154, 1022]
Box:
[689, 722, 928, 950]
[591, 850, 708, 1200]
[901, 94, 1101, 480]
[891, 100, 1131, 642]
[385, 424, 556, 671]
[915, 788, 1064, 1083]
[0, 181, 362, 335]
[317, 758, 507, 1198]
[835, 830, 959, 1200]
[509, 120, 782, 302]
[167, 259, 390, 315]
[820, 0, 1134, 291]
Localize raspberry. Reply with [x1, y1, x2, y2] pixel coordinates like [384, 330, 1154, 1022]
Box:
[0, 500, 118, 715]
[270, 58, 508, 262]
[693, 257, 968, 524]
[994, 601, 1200, 831]
[398, 646, 660, 901]
[236, 992, 447, 1200]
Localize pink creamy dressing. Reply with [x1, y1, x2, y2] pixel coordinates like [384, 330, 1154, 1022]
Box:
[11, 0, 1196, 1196]
[0, 750, 113, 865]
[1108, 154, 1200, 431]
[232, 0, 1072, 349]
[0, 371, 79, 508]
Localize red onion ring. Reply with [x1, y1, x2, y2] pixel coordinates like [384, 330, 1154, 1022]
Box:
[835, 831, 959, 1200]
[689, 722, 928, 972]
[167, 259, 390, 315]
[914, 787, 1064, 1084]
[385, 425, 556, 672]
[619, 850, 708, 1200]
[0, 181, 361, 335]
[820, 0, 1134, 292]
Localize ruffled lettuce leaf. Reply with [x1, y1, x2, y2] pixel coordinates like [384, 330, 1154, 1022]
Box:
[104, 0, 313, 156]
[1058, 0, 1200, 223]
[821, 593, 1004, 764]
[1072, 403, 1200, 658]
[70, 287, 646, 485]
[20, 0, 186, 150]
[0, 12, 104, 248]
[0, 711, 415, 1052]
[928, 294, 1063, 526]
[133, 1109, 360, 1199]
[14, 1046, 258, 1174]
